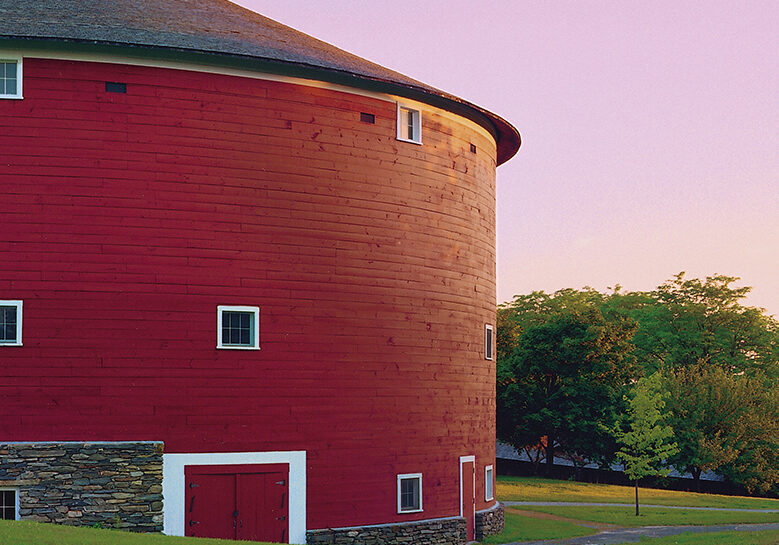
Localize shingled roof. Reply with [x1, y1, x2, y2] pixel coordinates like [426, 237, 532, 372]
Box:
[0, 0, 520, 163]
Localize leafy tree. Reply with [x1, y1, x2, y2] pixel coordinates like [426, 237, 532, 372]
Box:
[662, 364, 778, 493]
[719, 380, 779, 494]
[497, 288, 606, 365]
[497, 296, 638, 470]
[628, 273, 779, 375]
[497, 274, 778, 493]
[610, 373, 678, 515]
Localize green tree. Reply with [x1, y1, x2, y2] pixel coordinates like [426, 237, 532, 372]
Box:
[719, 378, 779, 494]
[611, 373, 678, 515]
[497, 288, 606, 366]
[628, 273, 779, 375]
[497, 295, 638, 470]
[663, 364, 779, 494]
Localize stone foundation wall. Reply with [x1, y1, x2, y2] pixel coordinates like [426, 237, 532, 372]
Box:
[475, 502, 504, 541]
[307, 516, 466, 545]
[0, 442, 163, 532]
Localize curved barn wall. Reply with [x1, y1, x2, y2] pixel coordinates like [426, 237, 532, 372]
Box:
[1, 55, 497, 533]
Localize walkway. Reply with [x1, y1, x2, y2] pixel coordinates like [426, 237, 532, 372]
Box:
[503, 501, 779, 513]
[498, 501, 779, 544]
[499, 523, 779, 545]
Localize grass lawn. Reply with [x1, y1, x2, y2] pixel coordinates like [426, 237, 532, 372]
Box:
[0, 519, 275, 545]
[634, 530, 779, 545]
[497, 476, 779, 509]
[516, 504, 779, 527]
[481, 510, 595, 544]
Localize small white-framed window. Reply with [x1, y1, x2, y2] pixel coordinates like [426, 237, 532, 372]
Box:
[217, 305, 260, 350]
[0, 300, 22, 346]
[485, 465, 494, 501]
[396, 103, 421, 144]
[485, 324, 494, 360]
[397, 473, 422, 513]
[0, 57, 22, 99]
[0, 489, 18, 520]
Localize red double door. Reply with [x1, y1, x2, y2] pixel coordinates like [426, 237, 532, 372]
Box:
[185, 464, 289, 543]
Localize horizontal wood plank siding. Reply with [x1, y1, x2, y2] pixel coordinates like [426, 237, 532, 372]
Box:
[0, 58, 498, 529]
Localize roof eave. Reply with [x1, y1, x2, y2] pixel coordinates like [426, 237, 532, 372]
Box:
[0, 37, 521, 164]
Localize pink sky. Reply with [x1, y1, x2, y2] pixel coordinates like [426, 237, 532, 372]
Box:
[236, 1, 779, 316]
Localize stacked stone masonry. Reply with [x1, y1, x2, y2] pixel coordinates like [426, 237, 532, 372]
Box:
[475, 502, 505, 541]
[306, 517, 467, 545]
[0, 442, 163, 532]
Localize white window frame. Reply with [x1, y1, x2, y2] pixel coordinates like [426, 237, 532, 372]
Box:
[0, 300, 23, 346]
[485, 324, 494, 360]
[485, 465, 494, 501]
[216, 305, 260, 350]
[396, 103, 422, 144]
[0, 488, 19, 521]
[396, 473, 423, 513]
[0, 56, 23, 99]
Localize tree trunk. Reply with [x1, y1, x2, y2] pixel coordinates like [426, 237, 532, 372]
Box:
[691, 467, 702, 493]
[525, 446, 542, 475]
[635, 480, 639, 516]
[545, 435, 554, 473]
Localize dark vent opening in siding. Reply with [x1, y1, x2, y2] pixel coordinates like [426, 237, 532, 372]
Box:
[105, 82, 127, 93]
[360, 112, 375, 124]
[470, 143, 477, 154]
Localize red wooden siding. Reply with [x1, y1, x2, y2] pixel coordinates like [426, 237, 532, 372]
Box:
[0, 58, 498, 528]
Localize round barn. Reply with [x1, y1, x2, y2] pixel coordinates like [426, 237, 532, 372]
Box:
[0, 1, 520, 543]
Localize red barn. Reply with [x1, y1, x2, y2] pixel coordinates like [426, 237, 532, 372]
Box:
[0, 1, 520, 543]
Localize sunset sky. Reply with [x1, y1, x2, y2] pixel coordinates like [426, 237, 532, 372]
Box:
[236, 1, 778, 316]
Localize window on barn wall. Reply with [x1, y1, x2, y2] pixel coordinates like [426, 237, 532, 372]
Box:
[217, 305, 260, 349]
[396, 103, 421, 144]
[397, 473, 422, 513]
[485, 324, 494, 360]
[0, 58, 22, 99]
[0, 490, 17, 520]
[0, 301, 22, 346]
[485, 465, 494, 501]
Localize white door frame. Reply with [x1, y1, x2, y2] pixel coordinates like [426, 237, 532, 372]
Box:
[162, 450, 306, 544]
[459, 454, 475, 524]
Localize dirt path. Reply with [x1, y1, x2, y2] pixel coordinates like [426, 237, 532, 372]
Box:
[505, 506, 619, 530]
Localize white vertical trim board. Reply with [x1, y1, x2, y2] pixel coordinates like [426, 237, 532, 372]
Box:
[162, 450, 306, 544]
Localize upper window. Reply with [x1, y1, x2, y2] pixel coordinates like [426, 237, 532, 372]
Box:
[217, 305, 259, 350]
[0, 489, 17, 520]
[485, 324, 494, 360]
[485, 465, 494, 501]
[396, 104, 421, 144]
[397, 473, 422, 513]
[0, 301, 22, 346]
[0, 58, 22, 99]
